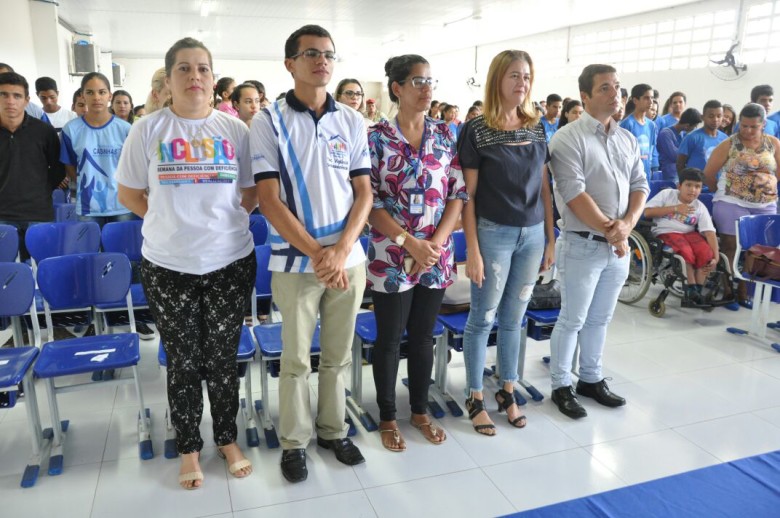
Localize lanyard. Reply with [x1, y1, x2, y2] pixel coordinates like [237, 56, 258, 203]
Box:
[394, 116, 427, 180]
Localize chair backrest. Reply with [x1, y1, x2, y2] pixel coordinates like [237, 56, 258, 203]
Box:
[102, 220, 143, 262]
[54, 203, 78, 223]
[25, 222, 100, 264]
[0, 225, 19, 262]
[359, 236, 369, 253]
[254, 245, 272, 298]
[648, 180, 677, 200]
[698, 193, 714, 216]
[737, 215, 780, 250]
[452, 231, 466, 263]
[0, 263, 35, 317]
[37, 253, 131, 309]
[249, 214, 268, 246]
[51, 189, 66, 204]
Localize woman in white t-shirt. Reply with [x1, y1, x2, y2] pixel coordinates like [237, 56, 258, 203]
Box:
[116, 37, 258, 490]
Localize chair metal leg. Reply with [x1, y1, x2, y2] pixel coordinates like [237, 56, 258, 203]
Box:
[430, 331, 463, 417]
[43, 378, 68, 476]
[132, 365, 153, 460]
[21, 373, 51, 488]
[344, 334, 377, 431]
[255, 358, 279, 448]
[241, 359, 260, 447]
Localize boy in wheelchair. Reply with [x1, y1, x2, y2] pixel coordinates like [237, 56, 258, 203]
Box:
[643, 168, 723, 307]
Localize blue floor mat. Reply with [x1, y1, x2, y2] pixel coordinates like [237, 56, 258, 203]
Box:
[510, 450, 780, 518]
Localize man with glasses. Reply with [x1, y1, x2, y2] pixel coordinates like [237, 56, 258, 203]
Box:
[250, 24, 372, 483]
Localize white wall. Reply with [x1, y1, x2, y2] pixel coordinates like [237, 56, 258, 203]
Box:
[0, 0, 38, 83]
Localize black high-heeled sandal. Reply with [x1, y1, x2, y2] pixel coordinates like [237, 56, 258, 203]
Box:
[465, 396, 496, 436]
[495, 389, 527, 428]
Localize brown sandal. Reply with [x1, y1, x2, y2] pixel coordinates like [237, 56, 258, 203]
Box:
[411, 418, 447, 444]
[379, 427, 406, 452]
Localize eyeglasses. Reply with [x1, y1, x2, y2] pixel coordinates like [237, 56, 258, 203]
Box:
[397, 77, 438, 90]
[290, 49, 339, 62]
[341, 90, 364, 99]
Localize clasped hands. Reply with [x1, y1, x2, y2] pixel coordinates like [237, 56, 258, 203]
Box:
[313, 245, 350, 290]
[404, 236, 441, 276]
[604, 218, 632, 258]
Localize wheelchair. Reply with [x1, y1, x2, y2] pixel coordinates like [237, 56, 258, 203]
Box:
[618, 222, 735, 317]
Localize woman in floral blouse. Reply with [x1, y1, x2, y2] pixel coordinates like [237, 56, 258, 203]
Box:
[367, 54, 467, 452]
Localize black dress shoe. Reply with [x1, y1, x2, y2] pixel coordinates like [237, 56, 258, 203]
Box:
[576, 379, 626, 407]
[281, 449, 308, 483]
[551, 386, 588, 419]
[316, 437, 365, 466]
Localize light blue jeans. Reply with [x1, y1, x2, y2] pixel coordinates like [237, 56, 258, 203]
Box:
[549, 233, 629, 389]
[463, 219, 545, 394]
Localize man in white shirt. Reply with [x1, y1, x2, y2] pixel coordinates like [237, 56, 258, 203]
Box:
[35, 76, 76, 130]
[548, 64, 649, 419]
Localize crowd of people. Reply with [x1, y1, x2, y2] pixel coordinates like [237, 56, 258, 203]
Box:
[1, 21, 778, 491]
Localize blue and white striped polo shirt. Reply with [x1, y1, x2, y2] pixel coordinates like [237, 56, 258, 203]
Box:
[249, 91, 370, 273]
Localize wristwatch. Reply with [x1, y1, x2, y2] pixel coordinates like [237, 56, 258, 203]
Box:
[394, 230, 409, 247]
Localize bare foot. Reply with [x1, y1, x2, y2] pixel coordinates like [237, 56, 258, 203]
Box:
[179, 452, 203, 490]
[218, 442, 252, 478]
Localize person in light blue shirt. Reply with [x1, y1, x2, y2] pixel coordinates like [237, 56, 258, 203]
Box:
[658, 108, 701, 181]
[620, 83, 656, 177]
[677, 100, 727, 173]
[541, 93, 562, 142]
[60, 72, 132, 224]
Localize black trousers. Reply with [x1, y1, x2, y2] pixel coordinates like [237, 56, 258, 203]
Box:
[140, 250, 256, 454]
[371, 285, 446, 422]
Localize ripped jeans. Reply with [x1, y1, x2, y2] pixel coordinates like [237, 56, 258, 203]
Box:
[463, 219, 545, 395]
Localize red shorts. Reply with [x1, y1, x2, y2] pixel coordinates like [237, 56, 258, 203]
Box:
[657, 232, 714, 269]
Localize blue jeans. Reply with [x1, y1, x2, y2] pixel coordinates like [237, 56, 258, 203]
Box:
[78, 212, 138, 228]
[463, 219, 545, 394]
[549, 233, 629, 389]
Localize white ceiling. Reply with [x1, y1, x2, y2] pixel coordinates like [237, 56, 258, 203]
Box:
[56, 0, 702, 62]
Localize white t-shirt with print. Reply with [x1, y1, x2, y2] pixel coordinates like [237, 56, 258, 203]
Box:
[115, 108, 255, 275]
[646, 188, 716, 236]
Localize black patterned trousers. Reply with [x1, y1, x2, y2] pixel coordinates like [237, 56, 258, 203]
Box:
[140, 250, 256, 454]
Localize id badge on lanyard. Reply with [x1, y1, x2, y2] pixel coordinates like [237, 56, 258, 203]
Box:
[395, 117, 428, 216]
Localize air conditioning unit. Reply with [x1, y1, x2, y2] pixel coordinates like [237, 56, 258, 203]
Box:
[112, 63, 125, 87]
[70, 40, 97, 76]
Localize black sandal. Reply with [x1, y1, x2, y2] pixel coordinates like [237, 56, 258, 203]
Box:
[495, 389, 527, 428]
[465, 396, 496, 436]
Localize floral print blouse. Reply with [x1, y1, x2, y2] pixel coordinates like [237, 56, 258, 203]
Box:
[367, 117, 468, 293]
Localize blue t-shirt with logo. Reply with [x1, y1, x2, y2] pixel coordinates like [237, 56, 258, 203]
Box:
[677, 128, 727, 170]
[620, 114, 656, 176]
[541, 118, 559, 142]
[60, 115, 131, 216]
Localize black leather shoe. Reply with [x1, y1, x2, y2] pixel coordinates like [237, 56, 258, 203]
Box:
[551, 386, 588, 419]
[281, 449, 308, 483]
[316, 437, 365, 466]
[576, 379, 626, 407]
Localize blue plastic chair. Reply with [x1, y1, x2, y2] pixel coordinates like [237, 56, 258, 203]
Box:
[249, 214, 269, 246]
[347, 312, 447, 429]
[648, 180, 677, 200]
[0, 224, 19, 262]
[727, 215, 780, 351]
[157, 325, 259, 458]
[452, 231, 466, 263]
[698, 192, 714, 216]
[53, 203, 78, 223]
[51, 189, 68, 204]
[33, 253, 153, 472]
[0, 263, 49, 487]
[25, 221, 100, 267]
[250, 245, 274, 326]
[98, 221, 151, 334]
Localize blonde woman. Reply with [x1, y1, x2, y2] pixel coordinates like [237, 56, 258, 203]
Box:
[144, 67, 170, 114]
[457, 50, 555, 435]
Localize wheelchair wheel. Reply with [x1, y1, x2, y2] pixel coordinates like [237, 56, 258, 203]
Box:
[619, 230, 653, 304]
[648, 299, 666, 318]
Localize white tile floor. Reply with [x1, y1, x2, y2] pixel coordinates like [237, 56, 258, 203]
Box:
[2, 290, 780, 517]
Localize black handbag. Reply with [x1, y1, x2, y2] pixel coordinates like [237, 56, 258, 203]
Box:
[528, 279, 561, 310]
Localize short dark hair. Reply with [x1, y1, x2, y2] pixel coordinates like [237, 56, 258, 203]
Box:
[653, 89, 660, 99]
[578, 64, 617, 96]
[164, 37, 213, 77]
[702, 99, 722, 113]
[230, 82, 259, 104]
[546, 93, 562, 104]
[35, 76, 57, 94]
[0, 63, 13, 73]
[750, 84, 774, 103]
[133, 105, 145, 115]
[0, 71, 29, 97]
[472, 100, 483, 107]
[384, 54, 429, 103]
[246, 80, 266, 97]
[284, 24, 335, 59]
[81, 71, 112, 92]
[631, 83, 653, 100]
[215, 77, 235, 103]
[620, 87, 628, 99]
[71, 88, 82, 105]
[678, 167, 704, 184]
[679, 107, 702, 126]
[740, 102, 766, 122]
